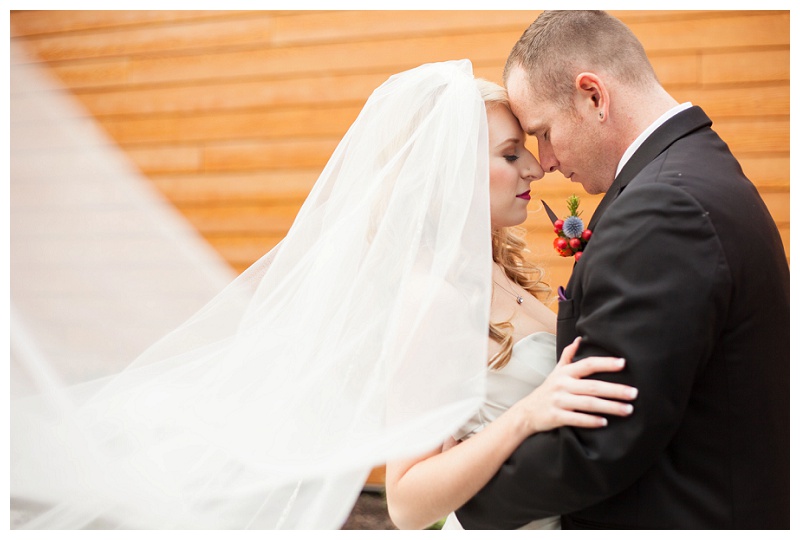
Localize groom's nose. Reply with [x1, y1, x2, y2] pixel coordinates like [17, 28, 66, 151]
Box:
[538, 143, 559, 173]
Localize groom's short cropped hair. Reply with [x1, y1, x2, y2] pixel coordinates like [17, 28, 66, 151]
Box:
[504, 10, 659, 110]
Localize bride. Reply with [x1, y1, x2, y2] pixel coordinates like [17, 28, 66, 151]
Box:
[11, 59, 634, 530]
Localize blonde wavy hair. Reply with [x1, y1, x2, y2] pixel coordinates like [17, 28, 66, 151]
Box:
[476, 78, 551, 370]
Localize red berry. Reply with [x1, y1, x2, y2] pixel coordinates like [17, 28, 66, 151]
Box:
[569, 238, 582, 250]
[554, 219, 564, 232]
[582, 229, 593, 241]
[574, 251, 583, 262]
[559, 247, 574, 257]
[555, 238, 568, 250]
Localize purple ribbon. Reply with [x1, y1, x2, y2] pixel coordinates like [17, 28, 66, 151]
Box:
[557, 285, 567, 302]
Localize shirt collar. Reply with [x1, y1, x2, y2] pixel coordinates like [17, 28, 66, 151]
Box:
[615, 102, 693, 179]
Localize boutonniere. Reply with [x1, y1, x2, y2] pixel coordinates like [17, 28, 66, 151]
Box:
[542, 195, 592, 262]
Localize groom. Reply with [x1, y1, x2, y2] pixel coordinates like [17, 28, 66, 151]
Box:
[456, 11, 789, 529]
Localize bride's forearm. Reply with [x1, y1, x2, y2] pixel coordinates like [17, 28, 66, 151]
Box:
[385, 340, 630, 529]
[385, 405, 532, 530]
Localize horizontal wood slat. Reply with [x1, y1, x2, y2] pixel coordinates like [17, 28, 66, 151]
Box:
[75, 73, 385, 116]
[712, 118, 789, 155]
[15, 11, 788, 64]
[737, 156, 789, 190]
[15, 16, 276, 62]
[182, 204, 300, 235]
[202, 137, 341, 172]
[9, 10, 259, 37]
[151, 170, 319, 204]
[702, 49, 790, 85]
[103, 105, 363, 144]
[670, 84, 788, 119]
[627, 11, 789, 52]
[121, 145, 202, 175]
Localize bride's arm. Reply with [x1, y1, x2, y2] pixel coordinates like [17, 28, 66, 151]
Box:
[385, 338, 637, 530]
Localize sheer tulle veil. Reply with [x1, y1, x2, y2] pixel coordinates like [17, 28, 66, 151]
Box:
[11, 57, 492, 529]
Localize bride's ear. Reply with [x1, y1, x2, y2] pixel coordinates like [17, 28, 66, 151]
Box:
[574, 72, 608, 122]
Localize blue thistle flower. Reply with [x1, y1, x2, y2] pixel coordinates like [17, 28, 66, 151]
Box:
[562, 216, 584, 238]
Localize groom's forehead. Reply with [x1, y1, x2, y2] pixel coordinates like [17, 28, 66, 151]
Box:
[505, 66, 530, 101]
[507, 96, 554, 136]
[505, 69, 552, 127]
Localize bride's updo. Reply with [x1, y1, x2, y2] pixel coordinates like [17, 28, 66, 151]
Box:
[476, 78, 551, 370]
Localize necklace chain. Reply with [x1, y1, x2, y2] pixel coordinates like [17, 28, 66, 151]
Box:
[493, 271, 524, 305]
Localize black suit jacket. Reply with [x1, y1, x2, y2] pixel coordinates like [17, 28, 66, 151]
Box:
[456, 107, 790, 529]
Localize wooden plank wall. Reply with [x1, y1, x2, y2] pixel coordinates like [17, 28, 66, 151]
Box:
[10, 10, 790, 294]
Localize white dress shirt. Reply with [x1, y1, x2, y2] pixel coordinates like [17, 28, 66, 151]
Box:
[615, 102, 693, 179]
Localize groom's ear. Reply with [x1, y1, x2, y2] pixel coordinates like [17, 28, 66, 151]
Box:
[574, 72, 608, 121]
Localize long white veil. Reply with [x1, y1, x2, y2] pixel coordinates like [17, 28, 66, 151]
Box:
[10, 54, 492, 529]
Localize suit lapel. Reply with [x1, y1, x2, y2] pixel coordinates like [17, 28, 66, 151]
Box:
[587, 106, 712, 230]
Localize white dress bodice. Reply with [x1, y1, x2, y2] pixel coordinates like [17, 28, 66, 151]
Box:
[441, 332, 561, 530]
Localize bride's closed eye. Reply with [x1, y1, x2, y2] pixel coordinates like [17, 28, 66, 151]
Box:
[504, 154, 519, 162]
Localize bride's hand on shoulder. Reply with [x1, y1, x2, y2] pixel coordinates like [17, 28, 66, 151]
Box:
[510, 337, 637, 435]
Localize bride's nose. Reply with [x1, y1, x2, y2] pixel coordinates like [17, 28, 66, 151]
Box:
[523, 153, 545, 182]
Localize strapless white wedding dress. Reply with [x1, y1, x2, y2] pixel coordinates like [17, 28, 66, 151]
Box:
[441, 332, 561, 530]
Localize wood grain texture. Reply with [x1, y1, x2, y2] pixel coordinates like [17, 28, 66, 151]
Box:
[11, 9, 789, 293]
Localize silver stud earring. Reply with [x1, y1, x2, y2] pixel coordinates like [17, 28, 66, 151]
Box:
[599, 111, 604, 119]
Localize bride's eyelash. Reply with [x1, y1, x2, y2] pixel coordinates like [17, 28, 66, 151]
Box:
[504, 154, 519, 162]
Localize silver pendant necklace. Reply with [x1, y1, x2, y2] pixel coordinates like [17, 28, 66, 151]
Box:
[493, 272, 524, 304]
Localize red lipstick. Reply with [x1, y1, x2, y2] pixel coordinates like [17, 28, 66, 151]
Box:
[516, 190, 531, 200]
